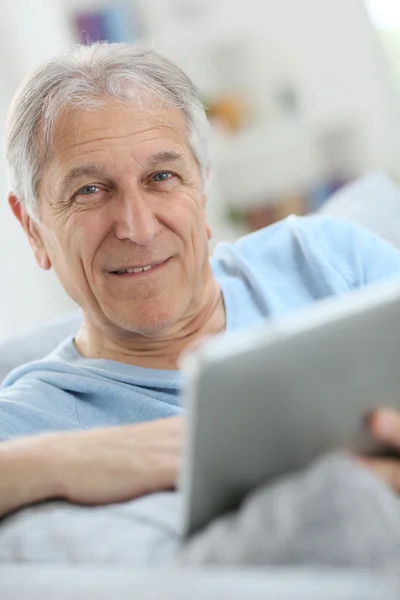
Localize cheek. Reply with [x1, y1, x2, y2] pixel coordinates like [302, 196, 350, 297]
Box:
[63, 211, 106, 257]
[165, 192, 207, 239]
[44, 220, 90, 272]
[172, 211, 209, 278]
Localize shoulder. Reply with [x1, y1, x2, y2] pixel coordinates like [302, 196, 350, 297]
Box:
[1, 336, 78, 390]
[213, 215, 400, 289]
[231, 214, 395, 254]
[298, 215, 400, 286]
[214, 215, 353, 257]
[0, 338, 86, 440]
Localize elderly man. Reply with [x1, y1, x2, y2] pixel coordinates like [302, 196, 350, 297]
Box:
[1, 42, 400, 521]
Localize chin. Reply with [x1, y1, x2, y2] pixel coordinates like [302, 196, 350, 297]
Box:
[105, 303, 183, 338]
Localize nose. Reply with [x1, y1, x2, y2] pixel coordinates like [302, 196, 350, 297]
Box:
[113, 186, 160, 246]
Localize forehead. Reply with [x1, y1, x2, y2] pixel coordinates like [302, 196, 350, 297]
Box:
[49, 101, 192, 170]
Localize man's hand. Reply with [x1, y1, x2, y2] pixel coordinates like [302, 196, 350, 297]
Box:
[362, 407, 400, 492]
[0, 416, 183, 517]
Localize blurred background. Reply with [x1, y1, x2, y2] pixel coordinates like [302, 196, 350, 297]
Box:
[1, 0, 400, 338]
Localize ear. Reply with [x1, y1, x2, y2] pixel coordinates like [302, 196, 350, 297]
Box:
[8, 193, 52, 270]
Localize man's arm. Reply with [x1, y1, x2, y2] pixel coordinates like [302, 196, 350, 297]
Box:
[0, 417, 183, 518]
[0, 408, 399, 520]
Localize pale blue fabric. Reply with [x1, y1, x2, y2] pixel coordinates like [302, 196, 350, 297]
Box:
[1, 215, 400, 441]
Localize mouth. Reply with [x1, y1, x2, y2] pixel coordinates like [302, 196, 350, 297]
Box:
[108, 258, 171, 277]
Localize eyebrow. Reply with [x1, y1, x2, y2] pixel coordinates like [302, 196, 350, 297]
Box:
[58, 151, 189, 198]
[58, 164, 102, 198]
[147, 151, 188, 167]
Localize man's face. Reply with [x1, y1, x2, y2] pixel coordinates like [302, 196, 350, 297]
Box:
[19, 102, 212, 337]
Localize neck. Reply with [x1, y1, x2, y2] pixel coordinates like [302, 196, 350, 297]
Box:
[74, 282, 226, 370]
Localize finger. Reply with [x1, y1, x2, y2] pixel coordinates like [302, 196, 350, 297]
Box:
[360, 457, 400, 493]
[366, 407, 400, 450]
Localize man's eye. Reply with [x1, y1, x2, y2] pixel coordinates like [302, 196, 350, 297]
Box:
[76, 185, 101, 196]
[151, 172, 174, 182]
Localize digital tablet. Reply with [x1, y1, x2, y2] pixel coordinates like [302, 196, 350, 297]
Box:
[180, 278, 400, 536]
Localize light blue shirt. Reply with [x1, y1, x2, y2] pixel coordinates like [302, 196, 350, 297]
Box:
[2, 215, 400, 441]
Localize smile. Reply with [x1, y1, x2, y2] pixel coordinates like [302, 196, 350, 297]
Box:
[116, 265, 154, 274]
[109, 258, 171, 277]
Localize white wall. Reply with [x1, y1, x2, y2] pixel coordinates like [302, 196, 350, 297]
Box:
[204, 0, 400, 192]
[143, 0, 400, 211]
[247, 0, 400, 175]
[0, 0, 76, 340]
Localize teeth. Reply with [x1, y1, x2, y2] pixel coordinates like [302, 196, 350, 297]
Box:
[119, 265, 153, 274]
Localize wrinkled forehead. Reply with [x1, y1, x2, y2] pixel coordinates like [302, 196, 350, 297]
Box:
[50, 100, 190, 160]
[36, 100, 200, 198]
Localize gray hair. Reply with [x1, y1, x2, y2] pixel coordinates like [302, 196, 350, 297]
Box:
[5, 42, 211, 221]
